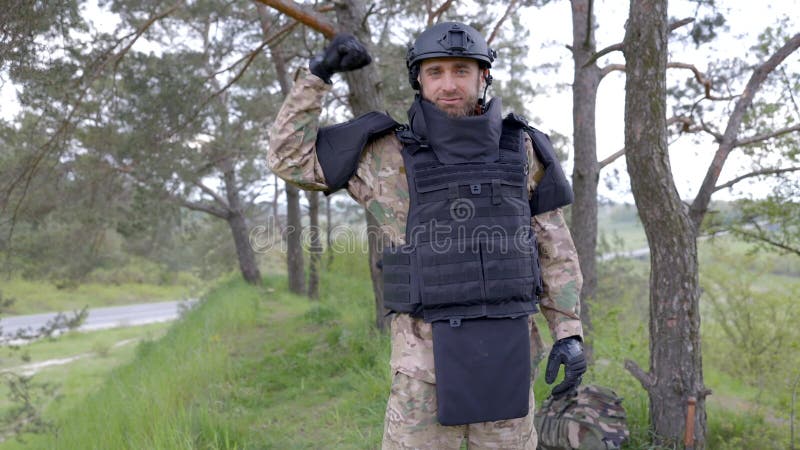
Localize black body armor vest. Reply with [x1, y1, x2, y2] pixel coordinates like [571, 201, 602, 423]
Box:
[382, 97, 542, 323]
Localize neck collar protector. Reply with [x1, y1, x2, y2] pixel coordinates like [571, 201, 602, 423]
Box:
[407, 96, 502, 164]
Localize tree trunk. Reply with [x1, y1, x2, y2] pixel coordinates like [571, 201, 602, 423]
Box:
[257, 4, 306, 294]
[307, 190, 321, 299]
[623, 0, 707, 447]
[273, 173, 282, 231]
[335, 0, 391, 331]
[223, 168, 262, 285]
[285, 183, 306, 294]
[569, 0, 601, 341]
[326, 193, 334, 267]
[366, 211, 390, 330]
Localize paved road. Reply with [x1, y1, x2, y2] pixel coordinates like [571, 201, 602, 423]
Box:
[597, 230, 733, 262]
[1, 299, 197, 339]
[598, 247, 651, 262]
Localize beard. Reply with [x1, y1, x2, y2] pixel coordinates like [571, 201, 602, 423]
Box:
[422, 78, 482, 118]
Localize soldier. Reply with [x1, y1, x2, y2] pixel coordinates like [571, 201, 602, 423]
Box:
[268, 22, 586, 449]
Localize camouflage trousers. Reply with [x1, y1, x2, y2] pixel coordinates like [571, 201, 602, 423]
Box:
[381, 372, 538, 449]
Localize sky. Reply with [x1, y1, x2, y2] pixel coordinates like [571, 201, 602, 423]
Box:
[1, 0, 798, 205]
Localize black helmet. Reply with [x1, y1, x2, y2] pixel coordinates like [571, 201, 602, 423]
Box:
[406, 22, 496, 90]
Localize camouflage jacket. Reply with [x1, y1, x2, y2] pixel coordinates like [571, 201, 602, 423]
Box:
[268, 68, 583, 383]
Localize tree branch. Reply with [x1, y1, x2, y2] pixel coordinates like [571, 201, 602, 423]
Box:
[587, 43, 623, 68]
[734, 123, 800, 147]
[178, 198, 230, 219]
[600, 115, 699, 168]
[106, 159, 231, 220]
[487, 0, 518, 46]
[429, 0, 455, 26]
[697, 114, 724, 142]
[193, 180, 231, 209]
[624, 359, 654, 389]
[666, 62, 737, 101]
[210, 22, 298, 80]
[600, 63, 625, 78]
[668, 115, 697, 132]
[729, 226, 800, 257]
[598, 147, 625, 169]
[586, 17, 693, 68]
[668, 61, 712, 96]
[161, 21, 298, 142]
[713, 167, 800, 192]
[690, 33, 800, 227]
[256, 0, 337, 38]
[668, 17, 695, 32]
[780, 67, 800, 120]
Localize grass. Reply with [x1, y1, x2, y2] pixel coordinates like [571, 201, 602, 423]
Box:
[0, 278, 200, 316]
[4, 277, 264, 450]
[0, 322, 170, 370]
[16, 248, 393, 449]
[0, 323, 171, 449]
[1, 237, 795, 449]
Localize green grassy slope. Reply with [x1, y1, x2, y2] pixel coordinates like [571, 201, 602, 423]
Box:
[19, 246, 793, 449]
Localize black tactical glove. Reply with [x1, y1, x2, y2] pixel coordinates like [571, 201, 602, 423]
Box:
[545, 336, 587, 399]
[309, 33, 372, 84]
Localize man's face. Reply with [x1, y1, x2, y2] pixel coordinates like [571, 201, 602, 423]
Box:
[418, 58, 484, 118]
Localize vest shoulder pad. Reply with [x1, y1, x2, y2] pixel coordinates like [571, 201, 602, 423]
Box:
[316, 111, 399, 195]
[525, 126, 574, 215]
[503, 112, 530, 129]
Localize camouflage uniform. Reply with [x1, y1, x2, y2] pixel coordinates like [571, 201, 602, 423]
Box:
[268, 68, 584, 449]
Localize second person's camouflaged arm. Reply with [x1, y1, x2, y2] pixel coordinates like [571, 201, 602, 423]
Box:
[267, 68, 332, 191]
[532, 209, 584, 342]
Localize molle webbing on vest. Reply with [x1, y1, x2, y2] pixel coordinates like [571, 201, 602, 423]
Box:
[315, 111, 398, 195]
[383, 112, 543, 322]
[381, 246, 418, 314]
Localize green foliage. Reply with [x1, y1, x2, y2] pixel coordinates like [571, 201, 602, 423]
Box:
[690, 12, 727, 46]
[705, 192, 800, 258]
[0, 0, 84, 75]
[2, 0, 289, 285]
[700, 248, 800, 408]
[706, 407, 789, 450]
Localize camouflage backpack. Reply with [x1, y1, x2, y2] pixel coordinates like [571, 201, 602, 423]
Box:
[535, 384, 630, 450]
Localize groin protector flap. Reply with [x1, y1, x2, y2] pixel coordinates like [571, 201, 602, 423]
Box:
[432, 316, 531, 426]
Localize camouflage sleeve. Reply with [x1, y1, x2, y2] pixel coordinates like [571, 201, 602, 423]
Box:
[266, 68, 331, 191]
[533, 209, 584, 341]
[524, 133, 583, 341]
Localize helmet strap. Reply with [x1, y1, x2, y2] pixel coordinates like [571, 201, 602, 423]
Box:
[480, 72, 493, 113]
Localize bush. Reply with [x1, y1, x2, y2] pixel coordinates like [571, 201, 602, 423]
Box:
[700, 249, 800, 408]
